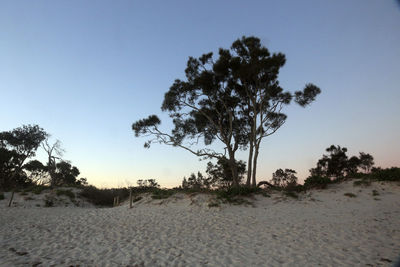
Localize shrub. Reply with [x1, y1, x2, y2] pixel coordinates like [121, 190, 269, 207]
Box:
[208, 201, 220, 208]
[372, 190, 379, 196]
[56, 189, 75, 199]
[44, 196, 54, 207]
[80, 186, 129, 206]
[284, 191, 299, 199]
[25, 185, 49, 195]
[344, 193, 356, 198]
[285, 184, 304, 193]
[304, 176, 331, 189]
[353, 179, 371, 186]
[0, 192, 4, 200]
[216, 186, 258, 204]
[151, 189, 174, 199]
[369, 167, 400, 181]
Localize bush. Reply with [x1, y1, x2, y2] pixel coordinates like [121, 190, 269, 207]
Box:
[285, 184, 304, 193]
[304, 176, 331, 189]
[216, 186, 258, 204]
[151, 189, 174, 199]
[56, 189, 75, 199]
[44, 196, 54, 207]
[79, 186, 129, 206]
[353, 179, 371, 186]
[0, 192, 4, 200]
[344, 193, 356, 198]
[23, 185, 49, 195]
[284, 191, 299, 199]
[372, 190, 379, 196]
[369, 167, 400, 181]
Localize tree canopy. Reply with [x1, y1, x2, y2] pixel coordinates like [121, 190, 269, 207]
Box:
[133, 36, 320, 187]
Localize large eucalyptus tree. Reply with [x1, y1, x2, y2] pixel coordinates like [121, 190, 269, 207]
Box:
[132, 36, 321, 187]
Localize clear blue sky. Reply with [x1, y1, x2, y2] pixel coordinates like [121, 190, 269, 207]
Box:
[1, 0, 399, 187]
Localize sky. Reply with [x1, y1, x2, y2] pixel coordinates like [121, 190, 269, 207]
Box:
[1, 0, 399, 188]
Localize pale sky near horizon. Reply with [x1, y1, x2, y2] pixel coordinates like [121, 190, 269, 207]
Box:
[1, 0, 400, 188]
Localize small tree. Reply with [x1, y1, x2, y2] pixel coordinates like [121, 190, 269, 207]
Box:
[53, 161, 80, 185]
[345, 156, 361, 176]
[205, 157, 246, 188]
[23, 160, 48, 185]
[0, 125, 47, 189]
[359, 152, 374, 173]
[310, 145, 349, 180]
[270, 168, 298, 188]
[42, 138, 64, 186]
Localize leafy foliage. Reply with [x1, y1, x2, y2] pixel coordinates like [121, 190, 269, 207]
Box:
[309, 145, 375, 181]
[0, 125, 47, 189]
[344, 193, 357, 198]
[137, 179, 160, 188]
[151, 188, 174, 199]
[52, 161, 80, 186]
[304, 175, 331, 189]
[80, 186, 130, 206]
[369, 167, 400, 181]
[56, 189, 76, 199]
[133, 36, 320, 187]
[270, 168, 298, 188]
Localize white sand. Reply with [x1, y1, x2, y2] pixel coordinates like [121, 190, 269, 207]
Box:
[1, 181, 399, 266]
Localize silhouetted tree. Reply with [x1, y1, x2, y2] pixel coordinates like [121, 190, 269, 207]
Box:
[359, 152, 374, 173]
[309, 145, 375, 180]
[23, 159, 48, 185]
[310, 145, 349, 179]
[345, 156, 361, 176]
[42, 138, 64, 186]
[137, 179, 160, 188]
[76, 177, 88, 186]
[0, 125, 47, 189]
[230, 37, 320, 187]
[132, 36, 320, 187]
[270, 168, 298, 188]
[182, 172, 213, 190]
[205, 157, 246, 188]
[53, 161, 80, 185]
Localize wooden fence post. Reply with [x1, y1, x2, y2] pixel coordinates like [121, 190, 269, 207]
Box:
[129, 188, 133, 209]
[8, 191, 15, 207]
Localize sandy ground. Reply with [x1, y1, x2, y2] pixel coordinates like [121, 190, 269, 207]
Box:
[1, 181, 399, 266]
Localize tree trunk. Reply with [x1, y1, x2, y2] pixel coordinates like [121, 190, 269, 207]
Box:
[251, 143, 260, 187]
[8, 191, 14, 207]
[246, 140, 253, 187]
[228, 150, 239, 187]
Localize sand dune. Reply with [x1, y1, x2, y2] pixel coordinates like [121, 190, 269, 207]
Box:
[1, 181, 399, 266]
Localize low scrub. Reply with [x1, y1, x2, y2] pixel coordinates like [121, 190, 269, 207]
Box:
[79, 186, 129, 206]
[353, 179, 371, 186]
[0, 192, 4, 200]
[344, 193, 357, 198]
[56, 189, 75, 199]
[304, 176, 331, 189]
[369, 167, 400, 181]
[24, 185, 49, 195]
[151, 189, 175, 199]
[284, 191, 299, 199]
[216, 186, 258, 204]
[372, 190, 379, 196]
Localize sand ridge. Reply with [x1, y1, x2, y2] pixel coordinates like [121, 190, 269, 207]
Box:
[1, 181, 399, 266]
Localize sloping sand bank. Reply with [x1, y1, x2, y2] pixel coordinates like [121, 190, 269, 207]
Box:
[1, 181, 399, 266]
